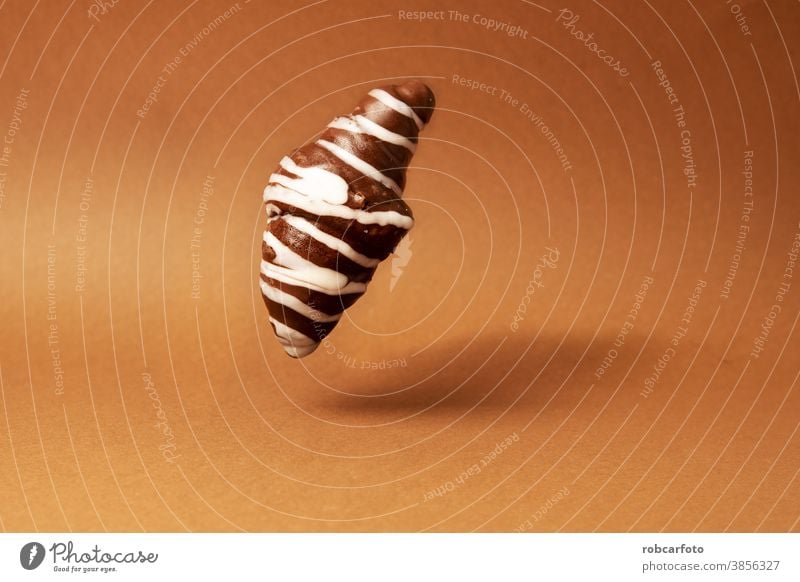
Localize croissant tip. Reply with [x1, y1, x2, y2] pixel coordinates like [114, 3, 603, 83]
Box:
[394, 80, 435, 123]
[263, 81, 434, 359]
[283, 343, 319, 358]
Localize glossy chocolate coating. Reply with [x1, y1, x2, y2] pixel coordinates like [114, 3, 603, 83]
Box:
[261, 80, 435, 357]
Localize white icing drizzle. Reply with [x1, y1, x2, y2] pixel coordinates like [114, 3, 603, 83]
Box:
[262, 259, 366, 296]
[316, 139, 401, 195]
[264, 183, 413, 229]
[273, 156, 350, 205]
[264, 231, 362, 293]
[260, 279, 341, 322]
[268, 317, 318, 358]
[327, 115, 416, 152]
[265, 203, 280, 224]
[262, 85, 429, 358]
[281, 214, 380, 268]
[368, 89, 424, 130]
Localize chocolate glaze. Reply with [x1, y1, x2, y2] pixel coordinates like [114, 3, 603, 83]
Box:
[261, 80, 435, 357]
[266, 218, 375, 282]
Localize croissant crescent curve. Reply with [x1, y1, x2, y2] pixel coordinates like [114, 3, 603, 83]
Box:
[260, 80, 435, 357]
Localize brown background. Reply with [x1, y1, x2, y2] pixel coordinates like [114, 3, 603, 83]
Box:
[0, 0, 798, 532]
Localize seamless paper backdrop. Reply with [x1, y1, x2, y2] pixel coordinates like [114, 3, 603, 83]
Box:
[0, 0, 798, 532]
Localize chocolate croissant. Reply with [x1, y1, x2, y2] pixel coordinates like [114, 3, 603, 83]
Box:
[260, 80, 435, 357]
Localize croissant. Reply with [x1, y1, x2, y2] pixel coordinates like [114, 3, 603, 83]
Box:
[260, 80, 435, 357]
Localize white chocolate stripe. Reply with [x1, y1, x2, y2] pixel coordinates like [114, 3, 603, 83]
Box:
[265, 203, 281, 222]
[368, 89, 424, 130]
[260, 279, 341, 322]
[327, 115, 416, 152]
[264, 183, 413, 229]
[316, 139, 401, 196]
[276, 156, 350, 204]
[264, 231, 358, 293]
[262, 260, 366, 295]
[260, 231, 367, 289]
[268, 317, 318, 358]
[281, 214, 380, 268]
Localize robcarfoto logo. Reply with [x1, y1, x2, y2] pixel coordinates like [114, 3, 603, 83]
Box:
[19, 542, 45, 570]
